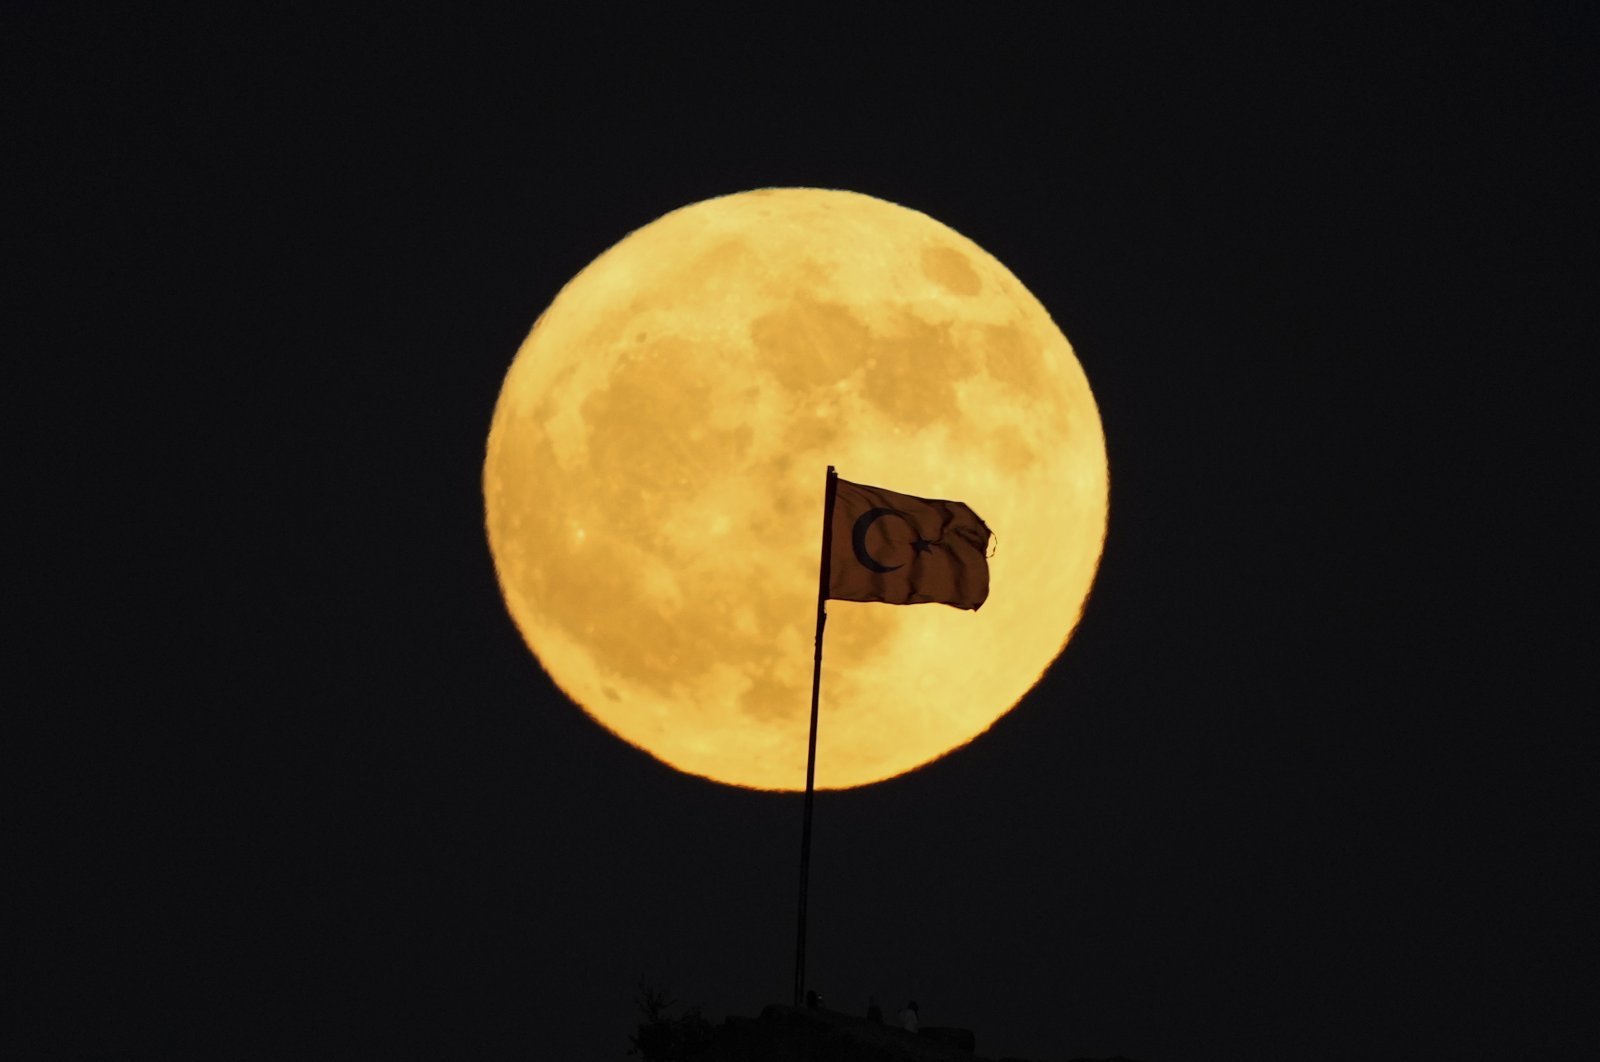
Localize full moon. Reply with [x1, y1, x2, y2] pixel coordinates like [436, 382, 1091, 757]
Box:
[484, 189, 1107, 790]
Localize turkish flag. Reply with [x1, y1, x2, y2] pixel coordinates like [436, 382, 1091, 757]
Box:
[827, 477, 992, 611]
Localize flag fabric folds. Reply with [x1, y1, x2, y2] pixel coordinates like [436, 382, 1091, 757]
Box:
[827, 477, 993, 611]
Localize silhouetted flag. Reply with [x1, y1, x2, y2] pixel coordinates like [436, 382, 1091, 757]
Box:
[827, 478, 992, 610]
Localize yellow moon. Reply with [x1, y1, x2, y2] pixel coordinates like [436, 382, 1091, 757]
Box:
[484, 189, 1107, 790]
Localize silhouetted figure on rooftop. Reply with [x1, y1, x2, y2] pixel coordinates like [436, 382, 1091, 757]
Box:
[866, 995, 882, 1023]
[805, 988, 822, 1010]
[899, 999, 919, 1032]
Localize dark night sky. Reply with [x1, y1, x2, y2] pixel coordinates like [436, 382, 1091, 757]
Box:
[11, 7, 1596, 1060]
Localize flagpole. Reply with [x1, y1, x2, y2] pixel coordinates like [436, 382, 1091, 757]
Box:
[794, 464, 838, 1007]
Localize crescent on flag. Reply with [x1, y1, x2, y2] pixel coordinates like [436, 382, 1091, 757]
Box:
[851, 508, 908, 573]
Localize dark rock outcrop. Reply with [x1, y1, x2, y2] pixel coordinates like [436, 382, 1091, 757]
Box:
[921, 1027, 976, 1052]
[688, 1004, 990, 1062]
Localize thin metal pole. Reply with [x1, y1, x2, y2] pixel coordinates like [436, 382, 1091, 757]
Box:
[794, 465, 837, 1007]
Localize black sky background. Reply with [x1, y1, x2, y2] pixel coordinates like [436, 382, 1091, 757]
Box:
[10, 7, 1597, 1060]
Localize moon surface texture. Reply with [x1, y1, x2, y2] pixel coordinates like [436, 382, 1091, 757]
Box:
[484, 189, 1107, 790]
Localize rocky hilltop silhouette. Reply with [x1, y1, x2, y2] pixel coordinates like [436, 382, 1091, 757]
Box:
[681, 1003, 1143, 1062]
